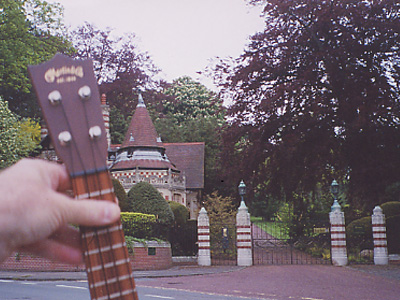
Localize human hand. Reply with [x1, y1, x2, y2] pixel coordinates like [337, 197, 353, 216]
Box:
[0, 159, 121, 264]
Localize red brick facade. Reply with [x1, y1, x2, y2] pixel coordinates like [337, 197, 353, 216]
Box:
[0, 242, 172, 272]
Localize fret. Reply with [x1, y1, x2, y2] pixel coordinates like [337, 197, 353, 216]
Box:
[90, 274, 132, 289]
[84, 242, 126, 257]
[83, 224, 123, 239]
[88, 258, 130, 273]
[96, 288, 137, 300]
[75, 187, 115, 200]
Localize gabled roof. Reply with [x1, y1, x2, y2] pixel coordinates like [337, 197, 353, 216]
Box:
[164, 142, 205, 189]
[121, 95, 163, 148]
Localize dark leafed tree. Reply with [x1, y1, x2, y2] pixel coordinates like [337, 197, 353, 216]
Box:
[70, 22, 161, 118]
[216, 0, 400, 214]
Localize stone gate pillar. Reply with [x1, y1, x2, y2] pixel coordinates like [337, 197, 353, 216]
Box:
[329, 200, 348, 266]
[197, 207, 211, 266]
[236, 201, 252, 266]
[372, 206, 389, 265]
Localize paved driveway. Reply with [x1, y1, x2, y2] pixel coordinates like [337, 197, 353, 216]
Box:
[138, 265, 400, 300]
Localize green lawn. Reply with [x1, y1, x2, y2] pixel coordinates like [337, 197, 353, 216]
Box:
[251, 216, 290, 239]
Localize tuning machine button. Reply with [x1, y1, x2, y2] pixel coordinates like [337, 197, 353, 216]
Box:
[89, 126, 102, 139]
[78, 85, 91, 100]
[58, 131, 72, 146]
[48, 90, 62, 106]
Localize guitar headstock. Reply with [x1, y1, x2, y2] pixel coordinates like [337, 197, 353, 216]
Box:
[29, 54, 108, 176]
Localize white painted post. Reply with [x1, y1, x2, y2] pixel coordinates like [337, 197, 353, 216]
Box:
[236, 201, 252, 266]
[197, 207, 211, 266]
[372, 206, 389, 265]
[329, 200, 348, 266]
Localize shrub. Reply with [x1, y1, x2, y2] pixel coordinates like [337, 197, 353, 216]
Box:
[168, 201, 189, 226]
[127, 182, 174, 226]
[169, 219, 198, 256]
[120, 212, 156, 239]
[380, 201, 400, 219]
[346, 216, 373, 251]
[386, 215, 400, 254]
[112, 178, 129, 212]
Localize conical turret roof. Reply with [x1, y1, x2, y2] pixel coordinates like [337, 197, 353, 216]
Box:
[111, 94, 178, 171]
[121, 94, 163, 148]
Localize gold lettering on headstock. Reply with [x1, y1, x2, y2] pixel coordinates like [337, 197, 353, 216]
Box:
[44, 66, 84, 84]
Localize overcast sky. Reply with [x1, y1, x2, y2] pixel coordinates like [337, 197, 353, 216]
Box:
[49, 0, 265, 89]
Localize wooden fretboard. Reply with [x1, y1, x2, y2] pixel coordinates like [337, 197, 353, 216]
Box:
[72, 171, 139, 300]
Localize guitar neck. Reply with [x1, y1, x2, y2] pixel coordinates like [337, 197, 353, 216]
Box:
[71, 170, 139, 300]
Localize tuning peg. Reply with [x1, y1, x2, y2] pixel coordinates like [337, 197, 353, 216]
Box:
[78, 85, 91, 100]
[89, 126, 102, 139]
[58, 131, 72, 146]
[48, 90, 62, 105]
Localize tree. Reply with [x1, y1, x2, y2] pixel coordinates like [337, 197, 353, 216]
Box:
[153, 77, 227, 194]
[0, 97, 40, 169]
[216, 0, 400, 214]
[70, 23, 161, 118]
[0, 0, 73, 117]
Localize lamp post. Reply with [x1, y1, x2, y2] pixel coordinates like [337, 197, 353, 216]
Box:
[330, 179, 340, 212]
[238, 180, 246, 207]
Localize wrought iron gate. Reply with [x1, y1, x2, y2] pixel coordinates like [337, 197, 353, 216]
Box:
[210, 222, 237, 265]
[252, 221, 331, 265]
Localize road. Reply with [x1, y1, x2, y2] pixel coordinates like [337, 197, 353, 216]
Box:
[0, 279, 265, 300]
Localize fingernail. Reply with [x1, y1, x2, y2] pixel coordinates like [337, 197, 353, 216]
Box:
[103, 203, 120, 223]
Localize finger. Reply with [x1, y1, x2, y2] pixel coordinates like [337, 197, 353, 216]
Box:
[19, 239, 83, 265]
[56, 194, 121, 226]
[49, 225, 81, 250]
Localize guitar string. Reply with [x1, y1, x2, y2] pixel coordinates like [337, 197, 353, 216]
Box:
[58, 85, 136, 299]
[86, 108, 138, 299]
[80, 108, 112, 300]
[81, 99, 127, 299]
[104, 172, 138, 299]
[57, 100, 100, 300]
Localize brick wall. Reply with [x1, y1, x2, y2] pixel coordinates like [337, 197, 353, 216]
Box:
[0, 242, 172, 271]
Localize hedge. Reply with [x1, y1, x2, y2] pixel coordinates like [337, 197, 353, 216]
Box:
[120, 212, 157, 239]
[386, 215, 400, 254]
[380, 201, 400, 219]
[346, 216, 373, 251]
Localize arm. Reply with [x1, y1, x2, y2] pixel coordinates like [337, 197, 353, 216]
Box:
[0, 158, 121, 263]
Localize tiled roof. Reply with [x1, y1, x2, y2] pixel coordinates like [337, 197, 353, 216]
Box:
[164, 142, 205, 189]
[121, 101, 163, 148]
[111, 159, 178, 171]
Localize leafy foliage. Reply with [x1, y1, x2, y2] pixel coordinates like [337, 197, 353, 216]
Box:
[0, 0, 73, 117]
[112, 178, 128, 212]
[120, 212, 157, 239]
[168, 201, 189, 226]
[215, 0, 400, 214]
[0, 98, 40, 168]
[203, 191, 236, 224]
[153, 77, 226, 194]
[127, 182, 174, 226]
[70, 23, 161, 119]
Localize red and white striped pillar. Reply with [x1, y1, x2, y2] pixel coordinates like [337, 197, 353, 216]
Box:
[329, 200, 348, 266]
[372, 206, 389, 265]
[197, 207, 211, 266]
[101, 93, 111, 148]
[236, 201, 252, 266]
